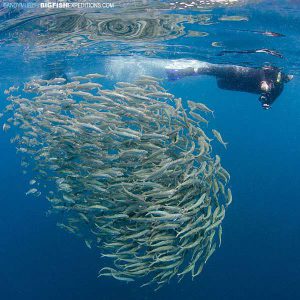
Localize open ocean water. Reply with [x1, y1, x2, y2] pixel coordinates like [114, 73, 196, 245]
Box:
[0, 1, 299, 299]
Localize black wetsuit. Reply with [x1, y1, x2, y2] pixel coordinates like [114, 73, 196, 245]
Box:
[166, 61, 292, 109]
[207, 65, 284, 107]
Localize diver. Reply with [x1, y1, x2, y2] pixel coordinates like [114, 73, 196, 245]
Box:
[43, 67, 69, 81]
[43, 59, 69, 82]
[166, 60, 293, 109]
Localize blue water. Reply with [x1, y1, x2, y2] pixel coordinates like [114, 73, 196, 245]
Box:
[1, 1, 300, 299]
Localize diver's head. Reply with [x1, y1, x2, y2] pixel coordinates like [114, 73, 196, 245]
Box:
[259, 67, 293, 109]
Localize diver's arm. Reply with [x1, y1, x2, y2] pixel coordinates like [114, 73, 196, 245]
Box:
[165, 60, 251, 80]
[166, 60, 216, 80]
[196, 64, 253, 77]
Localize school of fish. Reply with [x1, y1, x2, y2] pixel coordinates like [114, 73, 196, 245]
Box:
[1, 73, 232, 290]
